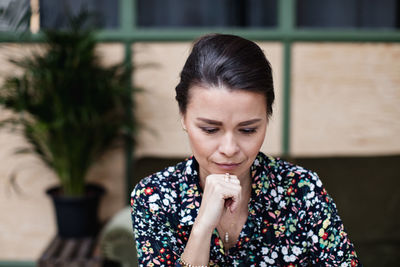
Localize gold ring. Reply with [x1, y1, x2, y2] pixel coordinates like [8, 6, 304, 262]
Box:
[224, 173, 230, 182]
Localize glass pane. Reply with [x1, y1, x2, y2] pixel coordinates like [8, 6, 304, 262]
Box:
[137, 0, 277, 28]
[39, 0, 118, 29]
[296, 0, 399, 29]
[0, 0, 30, 32]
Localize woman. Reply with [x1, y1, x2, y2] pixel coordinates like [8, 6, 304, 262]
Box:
[131, 34, 361, 266]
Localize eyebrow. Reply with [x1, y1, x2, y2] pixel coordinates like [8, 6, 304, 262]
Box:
[238, 119, 262, 126]
[196, 118, 262, 126]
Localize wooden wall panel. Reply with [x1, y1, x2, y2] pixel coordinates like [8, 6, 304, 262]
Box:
[291, 43, 400, 156]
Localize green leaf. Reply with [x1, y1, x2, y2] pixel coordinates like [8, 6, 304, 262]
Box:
[0, 11, 137, 196]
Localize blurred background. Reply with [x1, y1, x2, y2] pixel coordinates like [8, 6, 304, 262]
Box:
[0, 0, 399, 266]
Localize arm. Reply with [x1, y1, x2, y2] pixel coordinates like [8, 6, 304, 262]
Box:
[131, 174, 241, 266]
[180, 174, 242, 266]
[131, 184, 180, 266]
[306, 173, 362, 266]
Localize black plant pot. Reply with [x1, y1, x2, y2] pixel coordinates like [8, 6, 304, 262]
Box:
[46, 184, 105, 238]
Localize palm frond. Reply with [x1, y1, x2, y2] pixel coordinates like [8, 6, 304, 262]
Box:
[0, 12, 136, 196]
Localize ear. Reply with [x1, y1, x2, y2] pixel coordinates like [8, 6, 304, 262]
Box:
[180, 115, 187, 132]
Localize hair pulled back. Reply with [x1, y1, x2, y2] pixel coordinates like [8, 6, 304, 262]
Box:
[175, 33, 275, 117]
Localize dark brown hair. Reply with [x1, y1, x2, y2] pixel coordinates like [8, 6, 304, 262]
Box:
[175, 33, 274, 117]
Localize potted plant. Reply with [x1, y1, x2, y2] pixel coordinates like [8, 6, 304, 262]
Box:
[0, 14, 134, 237]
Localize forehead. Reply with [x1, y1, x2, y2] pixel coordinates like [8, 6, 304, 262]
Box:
[185, 85, 267, 121]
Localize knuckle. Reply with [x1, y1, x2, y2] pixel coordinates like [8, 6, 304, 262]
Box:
[214, 183, 223, 191]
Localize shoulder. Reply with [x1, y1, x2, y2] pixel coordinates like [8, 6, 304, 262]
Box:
[130, 158, 193, 211]
[254, 152, 325, 201]
[255, 152, 320, 183]
[132, 160, 185, 196]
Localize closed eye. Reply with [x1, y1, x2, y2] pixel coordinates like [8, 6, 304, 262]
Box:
[240, 128, 257, 134]
[200, 127, 219, 134]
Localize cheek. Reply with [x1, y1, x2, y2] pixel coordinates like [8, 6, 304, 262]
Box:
[187, 131, 218, 156]
[241, 131, 266, 155]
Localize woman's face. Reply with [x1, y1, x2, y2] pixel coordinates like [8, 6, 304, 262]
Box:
[182, 85, 268, 182]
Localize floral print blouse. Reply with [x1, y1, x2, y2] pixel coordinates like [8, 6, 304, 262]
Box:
[131, 152, 362, 266]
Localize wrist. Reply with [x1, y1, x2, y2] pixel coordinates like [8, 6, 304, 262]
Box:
[192, 217, 215, 236]
[180, 256, 208, 267]
[182, 220, 212, 267]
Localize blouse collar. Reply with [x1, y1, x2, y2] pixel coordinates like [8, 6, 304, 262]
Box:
[178, 157, 203, 226]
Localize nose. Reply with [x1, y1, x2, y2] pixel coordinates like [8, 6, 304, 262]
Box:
[218, 132, 239, 157]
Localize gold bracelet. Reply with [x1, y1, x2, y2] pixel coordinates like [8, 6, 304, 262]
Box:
[179, 256, 208, 267]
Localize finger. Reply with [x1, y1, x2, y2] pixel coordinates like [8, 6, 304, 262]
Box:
[222, 188, 241, 213]
[220, 174, 240, 185]
[228, 194, 241, 213]
[228, 175, 240, 185]
[204, 173, 241, 205]
[206, 173, 240, 184]
[224, 174, 230, 183]
[224, 198, 233, 209]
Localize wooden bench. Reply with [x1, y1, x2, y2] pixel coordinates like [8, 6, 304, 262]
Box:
[38, 236, 104, 267]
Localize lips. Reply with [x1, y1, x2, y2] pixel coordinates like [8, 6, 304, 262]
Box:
[215, 162, 241, 171]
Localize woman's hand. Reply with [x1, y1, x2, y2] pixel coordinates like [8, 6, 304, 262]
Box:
[181, 173, 241, 265]
[195, 173, 242, 233]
